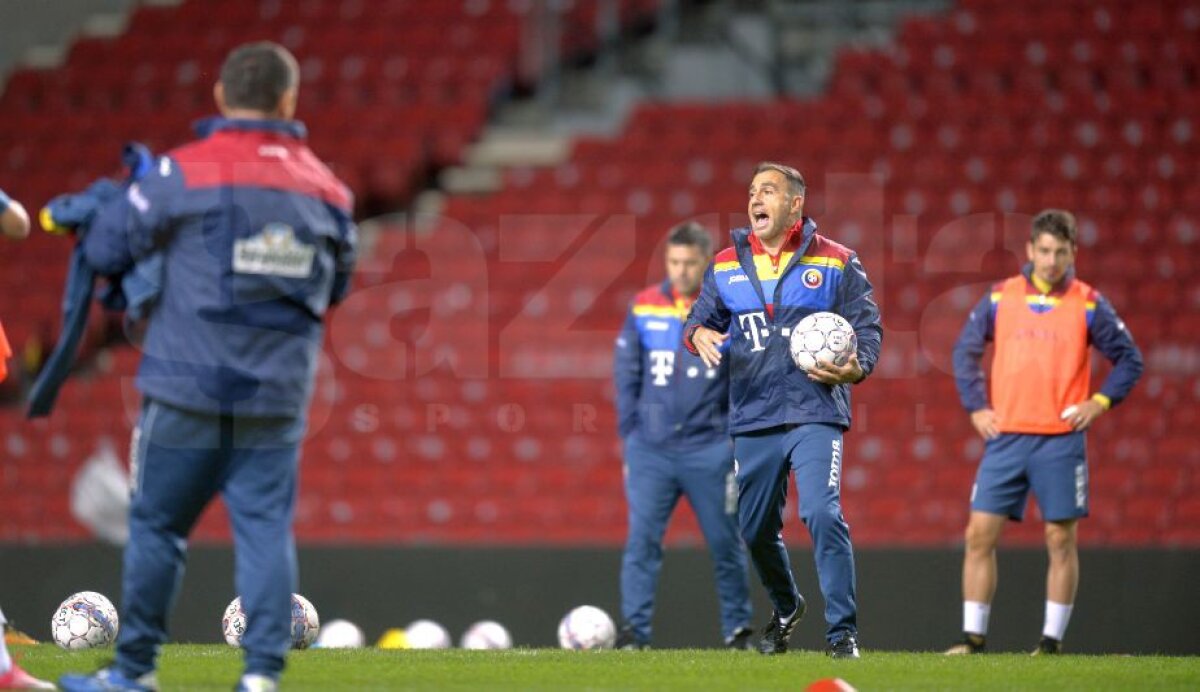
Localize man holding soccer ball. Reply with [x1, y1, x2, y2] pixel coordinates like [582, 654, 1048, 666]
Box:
[686, 162, 882, 658]
[613, 221, 754, 650]
[947, 210, 1143, 655]
[57, 42, 358, 692]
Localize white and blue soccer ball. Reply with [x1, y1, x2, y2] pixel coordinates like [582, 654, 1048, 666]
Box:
[790, 311, 857, 372]
[460, 620, 512, 650]
[557, 605, 615, 650]
[405, 619, 452, 649]
[52, 591, 119, 650]
[222, 593, 319, 649]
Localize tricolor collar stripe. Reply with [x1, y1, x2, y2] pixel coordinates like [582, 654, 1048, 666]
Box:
[633, 304, 686, 317]
[797, 255, 845, 271]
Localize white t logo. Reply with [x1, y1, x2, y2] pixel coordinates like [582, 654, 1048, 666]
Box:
[737, 312, 769, 352]
[649, 350, 675, 386]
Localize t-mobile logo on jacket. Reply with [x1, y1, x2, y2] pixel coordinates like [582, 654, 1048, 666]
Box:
[649, 350, 675, 386]
[738, 311, 769, 352]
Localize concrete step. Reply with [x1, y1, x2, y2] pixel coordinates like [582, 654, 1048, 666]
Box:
[465, 128, 572, 168]
[0, 0, 138, 72]
[438, 166, 502, 195]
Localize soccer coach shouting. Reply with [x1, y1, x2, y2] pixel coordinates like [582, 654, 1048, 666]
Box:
[60, 42, 357, 692]
[686, 162, 881, 658]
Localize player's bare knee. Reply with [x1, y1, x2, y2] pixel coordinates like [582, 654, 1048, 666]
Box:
[964, 522, 999, 554]
[1044, 521, 1077, 557]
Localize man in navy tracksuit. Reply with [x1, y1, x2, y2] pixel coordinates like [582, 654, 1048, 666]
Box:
[613, 222, 753, 650]
[687, 162, 882, 658]
[60, 43, 357, 692]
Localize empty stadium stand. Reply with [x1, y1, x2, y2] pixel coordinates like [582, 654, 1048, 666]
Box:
[0, 0, 1195, 548]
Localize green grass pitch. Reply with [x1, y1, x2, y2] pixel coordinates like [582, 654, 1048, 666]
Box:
[14, 644, 1199, 690]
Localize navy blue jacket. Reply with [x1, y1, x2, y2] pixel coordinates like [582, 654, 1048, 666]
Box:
[952, 264, 1143, 413]
[685, 221, 882, 434]
[614, 280, 729, 449]
[28, 152, 151, 418]
[84, 118, 358, 418]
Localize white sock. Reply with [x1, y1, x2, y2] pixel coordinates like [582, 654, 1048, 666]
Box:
[0, 604, 10, 674]
[963, 601, 991, 636]
[238, 674, 278, 692]
[1042, 601, 1073, 641]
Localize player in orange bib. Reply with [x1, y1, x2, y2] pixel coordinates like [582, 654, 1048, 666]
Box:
[947, 210, 1143, 655]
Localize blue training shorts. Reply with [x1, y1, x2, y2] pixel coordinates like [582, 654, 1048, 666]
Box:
[971, 432, 1088, 522]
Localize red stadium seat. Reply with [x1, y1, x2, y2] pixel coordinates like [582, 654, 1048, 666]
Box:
[0, 0, 1193, 548]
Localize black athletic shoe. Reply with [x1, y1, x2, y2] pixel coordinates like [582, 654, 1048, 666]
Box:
[944, 633, 986, 655]
[757, 598, 806, 655]
[827, 633, 860, 659]
[615, 625, 647, 650]
[724, 626, 755, 650]
[1031, 636, 1062, 655]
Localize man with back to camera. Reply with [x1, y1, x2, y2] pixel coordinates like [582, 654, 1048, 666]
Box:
[613, 221, 754, 650]
[946, 210, 1142, 655]
[686, 162, 882, 658]
[0, 189, 55, 691]
[58, 41, 358, 692]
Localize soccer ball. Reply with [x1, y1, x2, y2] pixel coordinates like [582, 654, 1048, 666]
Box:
[314, 618, 366, 649]
[222, 594, 319, 649]
[376, 627, 409, 649]
[557, 605, 615, 650]
[52, 591, 119, 650]
[289, 594, 320, 649]
[221, 597, 247, 647]
[789, 311, 857, 372]
[460, 620, 513, 650]
[404, 619, 451, 649]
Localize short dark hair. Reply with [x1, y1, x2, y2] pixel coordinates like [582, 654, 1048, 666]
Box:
[754, 161, 806, 197]
[219, 41, 299, 113]
[667, 221, 713, 256]
[1031, 209, 1077, 245]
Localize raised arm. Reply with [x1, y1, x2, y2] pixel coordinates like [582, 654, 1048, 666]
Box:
[683, 262, 731, 367]
[83, 156, 185, 275]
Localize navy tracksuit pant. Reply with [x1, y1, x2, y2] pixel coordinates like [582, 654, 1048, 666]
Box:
[116, 398, 302, 680]
[620, 434, 751, 644]
[734, 423, 857, 643]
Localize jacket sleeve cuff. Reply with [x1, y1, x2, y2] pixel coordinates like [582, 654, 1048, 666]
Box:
[960, 391, 989, 413]
[1091, 393, 1112, 410]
